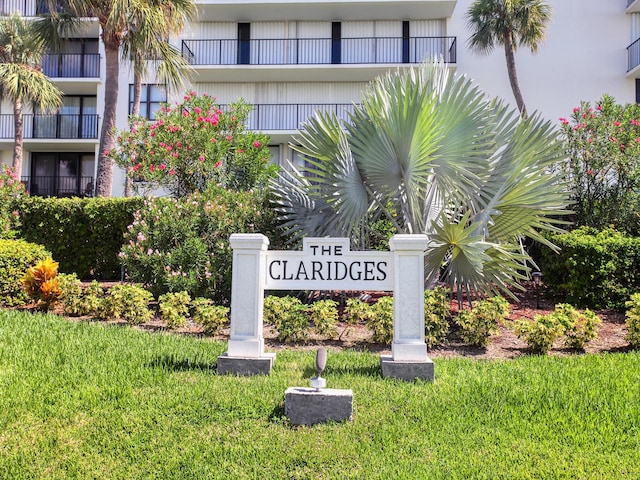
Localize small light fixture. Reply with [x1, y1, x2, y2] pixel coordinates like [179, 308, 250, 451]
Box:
[532, 271, 543, 287]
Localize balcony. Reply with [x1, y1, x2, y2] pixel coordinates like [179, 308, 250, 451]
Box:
[0, 114, 99, 139]
[21, 175, 94, 197]
[628, 38, 640, 74]
[627, 0, 640, 13]
[42, 53, 100, 78]
[0, 0, 60, 16]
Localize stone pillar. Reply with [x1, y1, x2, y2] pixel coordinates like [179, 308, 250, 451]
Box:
[380, 234, 434, 381]
[218, 233, 275, 375]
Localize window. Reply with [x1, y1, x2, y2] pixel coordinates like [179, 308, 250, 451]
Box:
[33, 96, 97, 139]
[238, 23, 251, 64]
[129, 84, 167, 120]
[29, 153, 95, 197]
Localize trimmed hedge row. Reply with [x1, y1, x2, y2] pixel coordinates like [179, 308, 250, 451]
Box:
[539, 227, 640, 310]
[0, 239, 51, 306]
[17, 196, 145, 280]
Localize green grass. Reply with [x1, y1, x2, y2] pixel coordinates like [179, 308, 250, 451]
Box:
[0, 310, 638, 479]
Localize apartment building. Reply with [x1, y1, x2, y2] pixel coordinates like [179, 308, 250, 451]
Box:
[0, 0, 637, 197]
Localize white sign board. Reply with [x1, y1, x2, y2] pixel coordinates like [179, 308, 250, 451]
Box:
[264, 237, 393, 291]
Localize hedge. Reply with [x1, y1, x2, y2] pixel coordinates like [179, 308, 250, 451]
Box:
[539, 227, 640, 310]
[0, 239, 51, 306]
[17, 196, 144, 280]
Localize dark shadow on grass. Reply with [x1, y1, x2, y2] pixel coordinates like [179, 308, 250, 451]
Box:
[148, 354, 217, 373]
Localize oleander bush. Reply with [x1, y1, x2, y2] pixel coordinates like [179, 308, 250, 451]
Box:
[0, 239, 51, 306]
[0, 165, 26, 239]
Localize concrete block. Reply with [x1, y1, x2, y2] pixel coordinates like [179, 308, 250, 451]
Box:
[285, 387, 353, 425]
[217, 352, 275, 376]
[380, 354, 434, 381]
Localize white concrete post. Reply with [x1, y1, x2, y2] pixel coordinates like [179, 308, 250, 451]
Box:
[389, 234, 430, 361]
[227, 233, 269, 358]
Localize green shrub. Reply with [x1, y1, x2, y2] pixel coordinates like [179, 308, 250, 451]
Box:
[308, 299, 339, 339]
[513, 314, 564, 354]
[57, 273, 83, 313]
[368, 296, 394, 344]
[17, 196, 143, 279]
[424, 286, 451, 348]
[264, 295, 309, 343]
[99, 284, 153, 325]
[344, 298, 372, 325]
[0, 239, 50, 306]
[119, 185, 280, 305]
[553, 303, 602, 349]
[159, 291, 191, 329]
[625, 293, 640, 348]
[539, 227, 640, 310]
[0, 165, 26, 239]
[192, 298, 229, 335]
[455, 295, 509, 348]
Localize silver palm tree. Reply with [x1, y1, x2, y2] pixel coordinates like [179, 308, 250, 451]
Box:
[272, 62, 570, 302]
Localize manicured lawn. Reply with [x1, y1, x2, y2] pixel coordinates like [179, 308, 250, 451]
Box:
[0, 310, 638, 479]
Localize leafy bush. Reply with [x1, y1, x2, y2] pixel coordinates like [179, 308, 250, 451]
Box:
[98, 284, 153, 325]
[0, 239, 50, 306]
[264, 295, 309, 343]
[368, 296, 394, 344]
[0, 165, 25, 239]
[308, 299, 339, 339]
[120, 185, 280, 304]
[455, 296, 509, 348]
[21, 258, 62, 310]
[513, 314, 564, 354]
[424, 286, 451, 348]
[539, 227, 640, 310]
[159, 291, 191, 329]
[553, 303, 602, 349]
[625, 293, 640, 348]
[17, 196, 144, 279]
[192, 297, 229, 335]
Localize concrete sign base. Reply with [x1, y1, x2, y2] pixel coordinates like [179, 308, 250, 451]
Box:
[380, 354, 435, 381]
[217, 352, 276, 376]
[285, 387, 353, 425]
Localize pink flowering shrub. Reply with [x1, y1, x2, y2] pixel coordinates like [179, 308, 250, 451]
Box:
[119, 185, 280, 304]
[0, 165, 26, 239]
[559, 94, 640, 234]
[109, 92, 277, 196]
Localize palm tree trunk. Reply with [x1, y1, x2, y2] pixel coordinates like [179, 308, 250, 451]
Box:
[12, 98, 24, 177]
[123, 73, 142, 197]
[95, 43, 120, 197]
[503, 34, 527, 119]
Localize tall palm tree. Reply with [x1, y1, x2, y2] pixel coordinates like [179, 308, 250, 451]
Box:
[35, 0, 194, 197]
[121, 0, 194, 196]
[0, 13, 62, 177]
[272, 62, 570, 303]
[467, 0, 551, 118]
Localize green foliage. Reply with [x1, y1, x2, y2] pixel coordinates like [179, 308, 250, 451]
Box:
[273, 62, 569, 300]
[308, 299, 339, 339]
[455, 296, 509, 347]
[98, 284, 153, 325]
[159, 291, 191, 329]
[0, 238, 50, 306]
[263, 295, 309, 343]
[513, 314, 564, 354]
[17, 196, 144, 279]
[424, 286, 451, 348]
[553, 303, 602, 349]
[109, 93, 277, 196]
[0, 165, 25, 239]
[624, 293, 640, 348]
[539, 227, 640, 310]
[344, 298, 373, 325]
[368, 296, 394, 344]
[559, 95, 640, 235]
[192, 297, 229, 335]
[119, 186, 279, 304]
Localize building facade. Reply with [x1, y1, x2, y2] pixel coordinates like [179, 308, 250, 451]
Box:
[0, 0, 638, 197]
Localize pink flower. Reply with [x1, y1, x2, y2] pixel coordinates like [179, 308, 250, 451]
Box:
[194, 107, 202, 114]
[211, 138, 217, 143]
[199, 155, 205, 162]
[597, 105, 602, 111]
[215, 161, 221, 168]
[253, 141, 261, 148]
[169, 169, 176, 175]
[159, 164, 166, 170]
[150, 164, 155, 172]
[225, 135, 232, 141]
[559, 117, 569, 125]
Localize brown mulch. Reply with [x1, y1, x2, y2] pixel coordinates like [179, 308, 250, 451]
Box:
[15, 282, 633, 361]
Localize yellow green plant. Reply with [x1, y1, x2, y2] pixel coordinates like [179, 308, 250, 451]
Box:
[21, 257, 61, 310]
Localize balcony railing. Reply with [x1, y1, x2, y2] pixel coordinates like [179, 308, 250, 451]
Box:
[42, 53, 101, 78]
[0, 0, 51, 16]
[628, 38, 640, 72]
[0, 114, 99, 139]
[182, 36, 456, 66]
[219, 103, 357, 131]
[21, 175, 94, 197]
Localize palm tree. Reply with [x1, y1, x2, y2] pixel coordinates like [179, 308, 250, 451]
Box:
[121, 0, 194, 196]
[272, 62, 570, 303]
[0, 13, 62, 177]
[35, 0, 194, 197]
[467, 0, 551, 118]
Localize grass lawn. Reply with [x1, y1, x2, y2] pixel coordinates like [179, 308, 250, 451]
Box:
[0, 310, 638, 479]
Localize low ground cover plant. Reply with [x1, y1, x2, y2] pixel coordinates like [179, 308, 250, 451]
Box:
[192, 297, 229, 335]
[159, 291, 192, 329]
[97, 284, 154, 325]
[625, 293, 640, 348]
[424, 286, 451, 348]
[455, 295, 510, 348]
